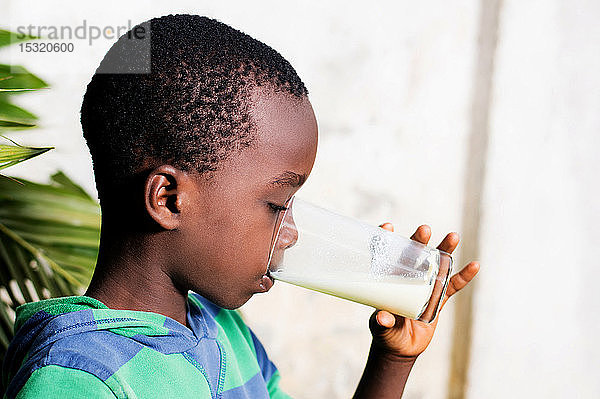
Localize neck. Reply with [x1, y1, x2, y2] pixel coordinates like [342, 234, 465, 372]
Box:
[84, 225, 190, 329]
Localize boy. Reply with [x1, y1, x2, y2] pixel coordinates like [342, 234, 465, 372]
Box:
[2, 14, 479, 398]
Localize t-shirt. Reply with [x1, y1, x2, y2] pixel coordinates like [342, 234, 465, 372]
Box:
[2, 293, 290, 398]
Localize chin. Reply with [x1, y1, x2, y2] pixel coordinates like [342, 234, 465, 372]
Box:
[198, 290, 253, 310]
[221, 296, 253, 310]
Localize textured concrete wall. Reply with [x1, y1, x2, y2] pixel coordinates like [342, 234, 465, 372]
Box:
[3, 1, 598, 398]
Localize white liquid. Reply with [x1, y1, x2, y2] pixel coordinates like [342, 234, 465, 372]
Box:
[270, 270, 435, 319]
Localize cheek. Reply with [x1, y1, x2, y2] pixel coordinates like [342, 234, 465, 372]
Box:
[237, 212, 280, 273]
[183, 206, 276, 278]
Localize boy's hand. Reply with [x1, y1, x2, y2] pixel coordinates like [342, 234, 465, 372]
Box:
[369, 223, 480, 359]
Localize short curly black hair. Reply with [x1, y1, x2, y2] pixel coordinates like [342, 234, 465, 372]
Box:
[80, 14, 308, 205]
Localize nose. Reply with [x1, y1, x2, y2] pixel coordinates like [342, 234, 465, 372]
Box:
[267, 204, 299, 272]
[277, 210, 298, 250]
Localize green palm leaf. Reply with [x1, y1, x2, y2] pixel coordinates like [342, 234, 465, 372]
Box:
[0, 29, 38, 48]
[0, 172, 100, 358]
[0, 100, 38, 127]
[0, 142, 53, 170]
[0, 64, 47, 91]
[0, 31, 47, 132]
[0, 89, 38, 93]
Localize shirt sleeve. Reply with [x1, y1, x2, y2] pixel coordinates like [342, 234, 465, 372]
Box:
[265, 369, 293, 399]
[15, 365, 116, 399]
[247, 328, 293, 399]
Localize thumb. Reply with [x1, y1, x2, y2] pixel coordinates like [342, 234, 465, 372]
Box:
[369, 310, 397, 334]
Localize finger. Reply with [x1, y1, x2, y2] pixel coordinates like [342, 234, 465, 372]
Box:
[379, 222, 394, 232]
[445, 261, 480, 299]
[410, 225, 431, 245]
[375, 310, 396, 328]
[437, 232, 460, 254]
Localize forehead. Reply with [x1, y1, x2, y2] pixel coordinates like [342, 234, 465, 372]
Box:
[202, 87, 318, 193]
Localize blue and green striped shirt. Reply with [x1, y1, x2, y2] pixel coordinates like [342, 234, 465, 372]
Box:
[2, 293, 290, 398]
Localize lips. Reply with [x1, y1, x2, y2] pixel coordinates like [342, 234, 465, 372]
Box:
[259, 274, 274, 292]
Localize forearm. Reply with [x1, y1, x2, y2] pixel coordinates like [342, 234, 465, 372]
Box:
[352, 342, 417, 399]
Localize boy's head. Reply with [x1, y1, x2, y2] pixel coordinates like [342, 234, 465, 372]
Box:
[80, 15, 318, 308]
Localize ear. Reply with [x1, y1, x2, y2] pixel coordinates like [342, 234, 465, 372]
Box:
[144, 164, 187, 230]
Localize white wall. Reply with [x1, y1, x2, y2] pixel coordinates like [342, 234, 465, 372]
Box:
[469, 0, 600, 397]
[2, 1, 598, 398]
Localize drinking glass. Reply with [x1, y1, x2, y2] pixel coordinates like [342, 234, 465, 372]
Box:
[266, 196, 453, 323]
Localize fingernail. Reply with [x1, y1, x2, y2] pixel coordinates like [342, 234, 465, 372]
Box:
[378, 312, 393, 326]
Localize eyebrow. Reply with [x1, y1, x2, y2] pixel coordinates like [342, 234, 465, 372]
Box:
[267, 171, 307, 188]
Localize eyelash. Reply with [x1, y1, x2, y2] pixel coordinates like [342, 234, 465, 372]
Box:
[268, 203, 289, 213]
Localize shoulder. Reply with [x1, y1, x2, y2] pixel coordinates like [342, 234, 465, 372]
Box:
[13, 365, 116, 399]
[6, 331, 140, 399]
[8, 330, 212, 399]
[47, 329, 144, 379]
